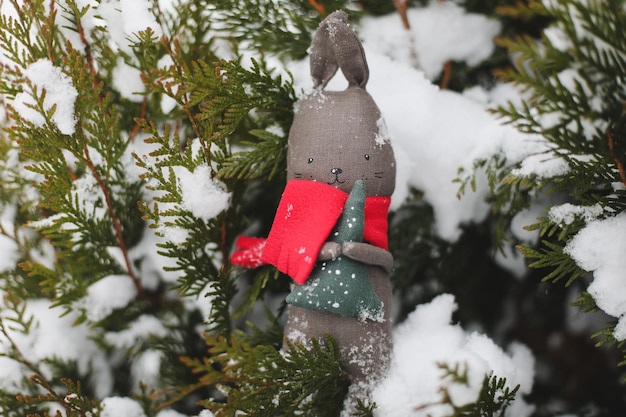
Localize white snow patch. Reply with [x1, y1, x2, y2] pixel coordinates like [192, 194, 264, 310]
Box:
[156, 409, 188, 417]
[12, 59, 78, 134]
[113, 59, 146, 102]
[564, 212, 626, 340]
[544, 26, 571, 51]
[375, 117, 390, 146]
[548, 203, 604, 226]
[104, 314, 169, 349]
[99, 0, 162, 54]
[178, 164, 231, 221]
[511, 152, 570, 179]
[0, 299, 112, 397]
[81, 274, 138, 322]
[359, 2, 501, 79]
[373, 294, 535, 417]
[101, 397, 147, 417]
[132, 349, 163, 390]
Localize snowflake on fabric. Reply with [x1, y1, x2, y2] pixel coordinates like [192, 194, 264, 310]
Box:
[286, 180, 383, 320]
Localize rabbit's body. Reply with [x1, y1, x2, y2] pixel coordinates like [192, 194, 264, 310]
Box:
[283, 12, 396, 413]
[284, 243, 393, 411]
[231, 10, 395, 414]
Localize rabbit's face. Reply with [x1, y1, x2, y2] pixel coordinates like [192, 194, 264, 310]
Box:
[287, 89, 395, 197]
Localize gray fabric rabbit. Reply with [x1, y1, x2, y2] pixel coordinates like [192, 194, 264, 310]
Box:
[231, 10, 396, 415]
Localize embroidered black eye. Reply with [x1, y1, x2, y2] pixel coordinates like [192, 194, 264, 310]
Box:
[307, 157, 314, 164]
[364, 154, 370, 161]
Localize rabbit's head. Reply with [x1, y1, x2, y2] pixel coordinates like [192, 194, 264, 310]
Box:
[287, 11, 395, 197]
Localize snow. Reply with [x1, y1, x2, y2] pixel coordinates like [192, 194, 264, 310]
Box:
[80, 274, 138, 322]
[101, 396, 147, 417]
[104, 314, 169, 348]
[113, 59, 147, 102]
[511, 151, 570, 179]
[373, 294, 535, 417]
[157, 410, 188, 417]
[12, 59, 78, 135]
[99, 0, 163, 55]
[177, 164, 232, 222]
[283, 5, 537, 241]
[0, 299, 113, 397]
[359, 2, 501, 79]
[0, 221, 20, 273]
[548, 203, 605, 226]
[544, 26, 571, 52]
[564, 213, 626, 340]
[131, 349, 163, 389]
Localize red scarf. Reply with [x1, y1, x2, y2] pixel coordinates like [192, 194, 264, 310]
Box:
[231, 180, 390, 284]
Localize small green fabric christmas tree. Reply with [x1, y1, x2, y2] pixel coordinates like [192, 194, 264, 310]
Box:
[286, 180, 383, 319]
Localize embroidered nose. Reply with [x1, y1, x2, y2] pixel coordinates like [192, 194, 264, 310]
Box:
[331, 168, 343, 175]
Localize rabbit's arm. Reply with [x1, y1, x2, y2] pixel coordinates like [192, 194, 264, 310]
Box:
[319, 241, 342, 261]
[340, 242, 394, 273]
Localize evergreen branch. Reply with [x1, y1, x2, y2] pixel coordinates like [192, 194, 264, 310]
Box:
[518, 240, 587, 286]
[416, 363, 520, 417]
[0, 318, 95, 416]
[81, 135, 145, 299]
[30, 0, 56, 63]
[232, 267, 282, 319]
[0, 0, 41, 66]
[591, 322, 620, 349]
[164, 38, 213, 164]
[196, 334, 349, 417]
[307, 0, 327, 16]
[161, 333, 349, 416]
[1, 290, 34, 334]
[209, 0, 323, 61]
[235, 309, 284, 348]
[65, 0, 100, 96]
[0, 319, 40, 379]
[17, 375, 96, 417]
[218, 129, 287, 181]
[606, 130, 626, 186]
[571, 291, 599, 313]
[353, 399, 376, 417]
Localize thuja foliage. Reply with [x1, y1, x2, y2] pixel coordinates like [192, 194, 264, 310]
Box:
[428, 363, 519, 417]
[176, 334, 349, 417]
[0, 0, 555, 416]
[470, 0, 626, 375]
[0, 0, 306, 415]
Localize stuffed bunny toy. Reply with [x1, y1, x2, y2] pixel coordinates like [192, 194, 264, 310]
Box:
[232, 10, 395, 414]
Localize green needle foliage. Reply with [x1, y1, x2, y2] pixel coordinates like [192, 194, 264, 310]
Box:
[467, 0, 626, 379]
[3, 0, 619, 416]
[179, 334, 349, 417]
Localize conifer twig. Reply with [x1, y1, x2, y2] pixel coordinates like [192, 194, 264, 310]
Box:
[75, 5, 99, 95]
[440, 61, 452, 89]
[0, 319, 41, 377]
[129, 97, 148, 142]
[0, 320, 90, 416]
[307, 0, 326, 16]
[166, 37, 212, 164]
[28, 0, 56, 62]
[393, 0, 420, 68]
[82, 139, 145, 299]
[607, 131, 626, 186]
[393, 0, 411, 30]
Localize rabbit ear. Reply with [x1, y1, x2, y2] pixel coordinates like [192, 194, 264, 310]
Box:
[310, 11, 369, 89]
